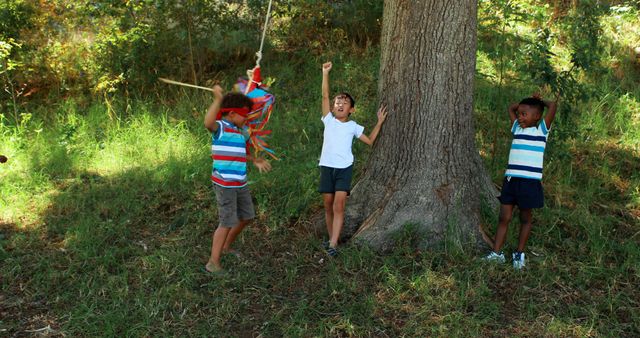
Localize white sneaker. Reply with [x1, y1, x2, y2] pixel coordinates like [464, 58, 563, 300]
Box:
[482, 251, 506, 263]
[512, 252, 526, 270]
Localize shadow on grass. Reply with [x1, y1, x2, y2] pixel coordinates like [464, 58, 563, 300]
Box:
[1, 148, 340, 336]
[3, 137, 639, 336]
[0, 157, 217, 335]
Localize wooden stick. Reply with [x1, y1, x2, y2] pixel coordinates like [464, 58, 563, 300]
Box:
[158, 77, 213, 92]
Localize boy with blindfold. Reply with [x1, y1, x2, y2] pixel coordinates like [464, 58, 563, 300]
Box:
[203, 85, 272, 274]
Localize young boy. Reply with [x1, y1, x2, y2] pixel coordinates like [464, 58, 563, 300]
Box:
[203, 85, 271, 274]
[484, 94, 558, 269]
[319, 61, 388, 256]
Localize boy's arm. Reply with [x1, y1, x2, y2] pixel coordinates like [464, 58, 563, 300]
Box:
[543, 98, 558, 128]
[204, 85, 224, 133]
[244, 68, 254, 95]
[508, 102, 518, 126]
[358, 105, 388, 146]
[321, 62, 332, 117]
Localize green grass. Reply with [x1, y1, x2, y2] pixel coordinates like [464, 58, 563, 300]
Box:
[2, 9, 640, 338]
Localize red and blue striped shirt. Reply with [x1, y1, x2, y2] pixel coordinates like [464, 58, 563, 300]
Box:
[211, 120, 249, 188]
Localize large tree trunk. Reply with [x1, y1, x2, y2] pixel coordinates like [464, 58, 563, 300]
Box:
[342, 0, 497, 251]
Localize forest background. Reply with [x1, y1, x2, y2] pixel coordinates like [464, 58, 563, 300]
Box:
[1, 0, 639, 336]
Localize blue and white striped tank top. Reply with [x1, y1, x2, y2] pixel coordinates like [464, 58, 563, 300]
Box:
[505, 120, 550, 180]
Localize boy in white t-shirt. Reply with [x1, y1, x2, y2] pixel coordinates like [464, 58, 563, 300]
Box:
[319, 61, 388, 257]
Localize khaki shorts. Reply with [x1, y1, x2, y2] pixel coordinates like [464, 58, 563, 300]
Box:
[213, 184, 255, 227]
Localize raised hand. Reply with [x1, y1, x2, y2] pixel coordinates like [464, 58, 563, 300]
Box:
[322, 62, 332, 74]
[212, 85, 223, 101]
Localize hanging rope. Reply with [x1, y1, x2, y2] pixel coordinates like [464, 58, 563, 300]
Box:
[255, 0, 273, 67]
[159, 1, 278, 159]
[228, 0, 277, 159]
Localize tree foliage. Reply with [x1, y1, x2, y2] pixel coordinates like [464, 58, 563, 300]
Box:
[0, 0, 636, 112]
[0, 0, 384, 105]
[477, 0, 614, 123]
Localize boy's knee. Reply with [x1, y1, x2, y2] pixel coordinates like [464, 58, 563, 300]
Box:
[498, 213, 512, 225]
[323, 195, 334, 207]
[519, 217, 532, 226]
[215, 225, 232, 234]
[519, 210, 532, 224]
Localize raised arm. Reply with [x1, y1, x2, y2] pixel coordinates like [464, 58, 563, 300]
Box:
[204, 85, 224, 132]
[531, 92, 559, 128]
[543, 98, 558, 128]
[508, 102, 518, 126]
[359, 105, 388, 146]
[321, 62, 332, 117]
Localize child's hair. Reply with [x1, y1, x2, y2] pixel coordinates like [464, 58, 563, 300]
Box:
[519, 97, 545, 114]
[334, 92, 356, 107]
[222, 93, 253, 110]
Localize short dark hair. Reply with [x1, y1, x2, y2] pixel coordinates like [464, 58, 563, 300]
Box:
[221, 93, 253, 110]
[519, 97, 545, 114]
[335, 92, 356, 107]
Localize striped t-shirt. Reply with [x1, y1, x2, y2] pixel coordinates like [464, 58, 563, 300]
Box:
[211, 120, 250, 188]
[504, 120, 550, 180]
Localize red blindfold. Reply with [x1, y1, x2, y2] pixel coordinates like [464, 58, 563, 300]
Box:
[216, 108, 250, 120]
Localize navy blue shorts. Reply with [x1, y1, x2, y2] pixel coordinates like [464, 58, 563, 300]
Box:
[498, 176, 544, 209]
[319, 165, 353, 194]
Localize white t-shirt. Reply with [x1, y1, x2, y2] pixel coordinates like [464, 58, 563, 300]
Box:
[319, 113, 365, 168]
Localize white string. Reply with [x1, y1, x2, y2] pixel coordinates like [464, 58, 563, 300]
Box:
[255, 0, 273, 67]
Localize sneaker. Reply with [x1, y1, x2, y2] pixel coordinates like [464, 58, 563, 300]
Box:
[482, 251, 505, 263]
[512, 251, 526, 270]
[322, 240, 330, 249]
[325, 246, 338, 257]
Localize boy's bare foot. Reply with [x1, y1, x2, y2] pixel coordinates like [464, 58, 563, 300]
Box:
[204, 261, 223, 274]
[223, 249, 242, 258]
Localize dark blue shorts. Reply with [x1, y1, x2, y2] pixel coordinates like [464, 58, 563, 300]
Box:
[319, 165, 353, 194]
[498, 176, 544, 209]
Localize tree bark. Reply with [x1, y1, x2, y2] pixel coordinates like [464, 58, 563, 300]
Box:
[342, 0, 497, 251]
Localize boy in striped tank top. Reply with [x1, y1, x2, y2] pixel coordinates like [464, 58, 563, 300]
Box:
[203, 85, 272, 274]
[484, 94, 558, 270]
